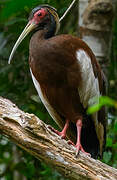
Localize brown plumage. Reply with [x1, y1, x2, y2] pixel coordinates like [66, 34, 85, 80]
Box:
[9, 5, 106, 158]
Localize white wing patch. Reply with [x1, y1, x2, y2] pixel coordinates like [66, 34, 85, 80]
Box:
[77, 49, 100, 108]
[30, 68, 63, 128]
[77, 49, 100, 127]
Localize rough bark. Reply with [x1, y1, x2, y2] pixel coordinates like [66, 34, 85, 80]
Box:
[78, 0, 114, 74]
[0, 97, 117, 180]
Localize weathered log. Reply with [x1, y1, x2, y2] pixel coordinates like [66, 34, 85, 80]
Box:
[0, 96, 117, 180]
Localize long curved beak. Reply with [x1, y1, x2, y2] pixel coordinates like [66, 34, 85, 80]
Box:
[8, 21, 36, 64]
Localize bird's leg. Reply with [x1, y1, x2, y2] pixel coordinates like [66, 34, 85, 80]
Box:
[75, 119, 91, 157]
[48, 119, 69, 139]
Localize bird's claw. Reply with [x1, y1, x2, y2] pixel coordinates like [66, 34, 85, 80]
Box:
[67, 140, 75, 146]
[75, 143, 91, 158]
[47, 125, 66, 139]
[68, 140, 91, 157]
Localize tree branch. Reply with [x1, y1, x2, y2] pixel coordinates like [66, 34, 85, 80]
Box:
[0, 97, 117, 180]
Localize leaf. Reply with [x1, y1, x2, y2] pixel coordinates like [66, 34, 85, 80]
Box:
[103, 151, 112, 164]
[87, 96, 117, 114]
[87, 103, 101, 114]
[100, 96, 116, 107]
[106, 138, 113, 147]
[113, 143, 117, 149]
[114, 122, 117, 133]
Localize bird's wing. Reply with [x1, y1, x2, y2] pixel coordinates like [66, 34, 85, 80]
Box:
[76, 48, 106, 155]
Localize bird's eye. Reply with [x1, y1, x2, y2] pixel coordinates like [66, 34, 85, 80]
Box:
[38, 13, 42, 17]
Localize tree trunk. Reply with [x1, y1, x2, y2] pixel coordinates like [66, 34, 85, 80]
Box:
[0, 97, 117, 180]
[78, 0, 114, 74]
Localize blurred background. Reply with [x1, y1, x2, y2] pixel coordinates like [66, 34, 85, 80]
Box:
[0, 0, 117, 179]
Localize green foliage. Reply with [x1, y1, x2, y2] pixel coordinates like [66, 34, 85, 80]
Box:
[87, 96, 117, 114]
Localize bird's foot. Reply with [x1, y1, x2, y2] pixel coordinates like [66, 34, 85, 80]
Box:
[48, 119, 69, 139]
[68, 140, 91, 157]
[48, 125, 66, 139]
[75, 143, 91, 157]
[67, 140, 75, 146]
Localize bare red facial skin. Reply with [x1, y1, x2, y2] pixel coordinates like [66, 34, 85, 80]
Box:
[30, 9, 47, 25]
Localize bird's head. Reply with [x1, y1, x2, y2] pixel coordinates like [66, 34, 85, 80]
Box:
[8, 5, 60, 64]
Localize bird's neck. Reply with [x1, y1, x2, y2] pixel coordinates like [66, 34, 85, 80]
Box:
[29, 29, 52, 58]
[30, 29, 52, 43]
[44, 14, 57, 39]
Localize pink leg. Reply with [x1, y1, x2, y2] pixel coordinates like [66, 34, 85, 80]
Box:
[75, 119, 91, 157]
[48, 119, 69, 139]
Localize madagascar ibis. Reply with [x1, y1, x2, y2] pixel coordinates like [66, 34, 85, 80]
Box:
[8, 5, 106, 158]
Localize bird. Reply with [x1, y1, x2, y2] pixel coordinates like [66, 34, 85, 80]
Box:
[8, 4, 106, 158]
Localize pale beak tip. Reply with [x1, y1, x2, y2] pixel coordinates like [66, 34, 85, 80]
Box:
[8, 58, 11, 64]
[8, 53, 13, 64]
[8, 61, 10, 64]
